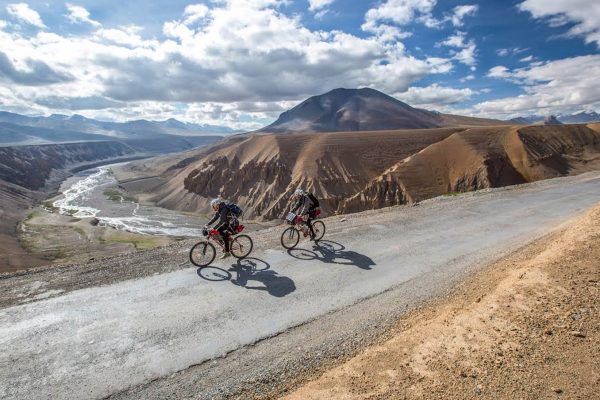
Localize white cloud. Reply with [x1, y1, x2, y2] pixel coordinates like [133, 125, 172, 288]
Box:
[439, 31, 477, 69]
[519, 55, 534, 62]
[476, 55, 600, 117]
[0, 0, 452, 128]
[65, 4, 101, 27]
[6, 3, 45, 28]
[362, 0, 437, 34]
[519, 0, 600, 47]
[182, 4, 210, 25]
[440, 31, 467, 47]
[308, 0, 335, 12]
[453, 43, 476, 70]
[496, 47, 527, 57]
[451, 5, 478, 27]
[395, 83, 476, 107]
[487, 65, 510, 78]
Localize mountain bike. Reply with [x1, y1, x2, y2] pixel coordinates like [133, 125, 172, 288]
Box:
[280, 210, 325, 249]
[189, 224, 253, 267]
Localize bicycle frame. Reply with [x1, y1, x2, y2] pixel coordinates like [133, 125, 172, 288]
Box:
[204, 224, 245, 251]
[206, 229, 228, 251]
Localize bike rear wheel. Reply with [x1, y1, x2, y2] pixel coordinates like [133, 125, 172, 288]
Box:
[281, 226, 300, 249]
[312, 220, 325, 241]
[231, 234, 253, 259]
[189, 241, 216, 267]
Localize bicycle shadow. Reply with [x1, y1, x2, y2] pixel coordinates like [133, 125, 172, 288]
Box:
[196, 257, 296, 298]
[287, 240, 376, 270]
[229, 258, 296, 298]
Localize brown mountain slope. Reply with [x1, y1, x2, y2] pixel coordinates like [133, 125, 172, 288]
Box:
[341, 124, 600, 213]
[121, 124, 600, 221]
[135, 128, 462, 219]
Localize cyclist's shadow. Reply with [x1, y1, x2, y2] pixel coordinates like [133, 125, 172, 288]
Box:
[288, 240, 375, 270]
[229, 258, 296, 298]
[196, 258, 296, 298]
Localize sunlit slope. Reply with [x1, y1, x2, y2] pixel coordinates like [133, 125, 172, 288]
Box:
[129, 124, 600, 220]
[342, 124, 600, 212]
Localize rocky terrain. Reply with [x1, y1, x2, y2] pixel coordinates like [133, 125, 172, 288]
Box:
[0, 136, 220, 271]
[116, 128, 461, 219]
[118, 123, 600, 220]
[0, 141, 144, 271]
[0, 141, 140, 191]
[260, 88, 501, 133]
[342, 123, 600, 212]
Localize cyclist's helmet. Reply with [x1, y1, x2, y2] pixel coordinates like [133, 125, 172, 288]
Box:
[210, 198, 222, 210]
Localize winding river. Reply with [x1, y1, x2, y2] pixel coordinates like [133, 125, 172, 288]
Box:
[53, 164, 206, 237]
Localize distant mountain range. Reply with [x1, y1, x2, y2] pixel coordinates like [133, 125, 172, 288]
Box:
[260, 88, 502, 133]
[0, 111, 240, 144]
[509, 112, 600, 125]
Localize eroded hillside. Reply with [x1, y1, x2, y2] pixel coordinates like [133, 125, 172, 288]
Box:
[131, 124, 600, 221]
[141, 128, 461, 219]
[341, 124, 600, 213]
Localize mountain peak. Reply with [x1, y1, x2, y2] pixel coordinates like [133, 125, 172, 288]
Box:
[543, 115, 562, 125]
[261, 87, 433, 133]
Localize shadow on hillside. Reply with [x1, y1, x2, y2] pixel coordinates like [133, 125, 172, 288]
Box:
[196, 257, 296, 298]
[287, 240, 375, 270]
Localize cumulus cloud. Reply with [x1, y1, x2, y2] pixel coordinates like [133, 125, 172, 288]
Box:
[362, 0, 436, 34]
[308, 0, 335, 12]
[476, 55, 600, 117]
[309, 0, 335, 19]
[65, 4, 101, 27]
[0, 0, 453, 127]
[439, 31, 477, 70]
[6, 3, 45, 28]
[451, 5, 478, 27]
[0, 51, 72, 85]
[366, 2, 478, 29]
[487, 65, 510, 78]
[394, 84, 476, 107]
[519, 0, 600, 47]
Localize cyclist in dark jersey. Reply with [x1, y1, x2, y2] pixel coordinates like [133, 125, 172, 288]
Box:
[205, 198, 235, 259]
[290, 189, 319, 240]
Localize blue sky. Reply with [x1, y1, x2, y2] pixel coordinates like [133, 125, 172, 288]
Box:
[0, 0, 598, 129]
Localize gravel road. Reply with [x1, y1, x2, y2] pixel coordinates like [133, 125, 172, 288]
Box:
[2, 172, 600, 400]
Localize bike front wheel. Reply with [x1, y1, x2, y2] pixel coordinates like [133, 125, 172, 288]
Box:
[312, 220, 325, 241]
[231, 234, 253, 259]
[281, 226, 300, 249]
[189, 241, 216, 267]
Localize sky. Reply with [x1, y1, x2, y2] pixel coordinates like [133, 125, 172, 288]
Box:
[0, 0, 598, 130]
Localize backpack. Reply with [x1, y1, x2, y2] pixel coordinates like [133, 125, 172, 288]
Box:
[226, 202, 243, 218]
[306, 192, 320, 208]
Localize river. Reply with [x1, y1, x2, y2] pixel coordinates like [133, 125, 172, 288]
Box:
[53, 164, 207, 237]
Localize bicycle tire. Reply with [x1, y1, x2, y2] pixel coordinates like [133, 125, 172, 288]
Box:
[231, 234, 253, 259]
[189, 241, 216, 267]
[281, 226, 300, 249]
[312, 220, 325, 241]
